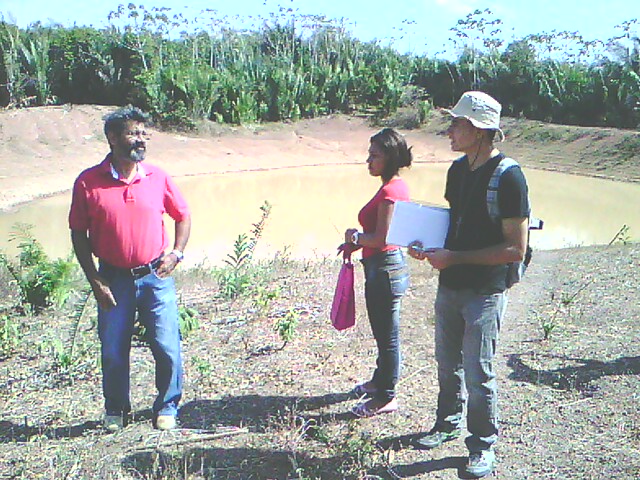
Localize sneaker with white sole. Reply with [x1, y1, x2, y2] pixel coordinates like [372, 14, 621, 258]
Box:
[414, 427, 461, 449]
[103, 414, 123, 432]
[156, 414, 177, 430]
[465, 449, 496, 478]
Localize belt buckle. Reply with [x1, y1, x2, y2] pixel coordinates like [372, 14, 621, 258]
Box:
[130, 255, 162, 279]
[130, 265, 148, 278]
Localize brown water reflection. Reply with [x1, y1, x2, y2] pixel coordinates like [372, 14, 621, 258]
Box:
[1, 164, 639, 265]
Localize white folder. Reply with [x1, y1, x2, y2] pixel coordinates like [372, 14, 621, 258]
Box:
[386, 201, 450, 249]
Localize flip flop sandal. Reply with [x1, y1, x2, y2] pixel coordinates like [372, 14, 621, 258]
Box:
[352, 383, 377, 397]
[351, 399, 399, 418]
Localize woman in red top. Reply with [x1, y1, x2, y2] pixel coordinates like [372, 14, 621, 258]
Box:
[344, 128, 412, 417]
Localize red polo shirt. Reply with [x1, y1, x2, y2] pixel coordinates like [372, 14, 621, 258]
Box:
[358, 177, 410, 259]
[69, 156, 190, 269]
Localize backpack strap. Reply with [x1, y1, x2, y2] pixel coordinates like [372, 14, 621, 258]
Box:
[486, 157, 519, 224]
[487, 157, 543, 230]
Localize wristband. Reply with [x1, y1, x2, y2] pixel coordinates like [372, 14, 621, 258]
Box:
[171, 249, 184, 262]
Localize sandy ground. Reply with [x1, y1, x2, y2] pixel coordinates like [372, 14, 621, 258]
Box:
[0, 105, 455, 212]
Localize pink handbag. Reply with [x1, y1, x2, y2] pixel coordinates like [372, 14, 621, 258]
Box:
[330, 249, 356, 330]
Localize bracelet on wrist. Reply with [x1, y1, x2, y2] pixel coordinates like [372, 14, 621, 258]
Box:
[351, 232, 361, 245]
[170, 249, 184, 262]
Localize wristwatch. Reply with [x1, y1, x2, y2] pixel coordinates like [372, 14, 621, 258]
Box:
[351, 232, 360, 245]
[170, 249, 184, 262]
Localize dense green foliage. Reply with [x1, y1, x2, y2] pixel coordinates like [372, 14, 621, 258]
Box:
[0, 5, 639, 128]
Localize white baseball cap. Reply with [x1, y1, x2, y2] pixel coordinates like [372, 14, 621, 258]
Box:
[444, 91, 505, 141]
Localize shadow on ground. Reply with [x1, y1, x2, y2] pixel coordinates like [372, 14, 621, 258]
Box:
[0, 392, 354, 445]
[0, 408, 158, 443]
[386, 456, 472, 479]
[0, 419, 101, 443]
[178, 392, 354, 432]
[507, 353, 640, 394]
[123, 445, 379, 479]
[376, 432, 472, 478]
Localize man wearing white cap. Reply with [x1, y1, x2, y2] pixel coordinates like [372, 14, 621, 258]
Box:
[408, 91, 530, 477]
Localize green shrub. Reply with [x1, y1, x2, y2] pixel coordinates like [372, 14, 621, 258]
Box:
[0, 223, 78, 312]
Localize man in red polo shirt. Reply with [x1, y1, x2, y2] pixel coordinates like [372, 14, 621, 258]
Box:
[69, 106, 191, 432]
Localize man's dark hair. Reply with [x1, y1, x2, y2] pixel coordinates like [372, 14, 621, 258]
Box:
[370, 127, 413, 182]
[103, 106, 149, 138]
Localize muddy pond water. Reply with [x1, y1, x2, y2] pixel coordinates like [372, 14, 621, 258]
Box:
[1, 163, 639, 266]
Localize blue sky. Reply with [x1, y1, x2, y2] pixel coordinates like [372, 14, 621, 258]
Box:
[1, 0, 637, 57]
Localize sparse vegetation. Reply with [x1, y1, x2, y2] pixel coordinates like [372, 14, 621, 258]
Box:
[0, 222, 638, 478]
[536, 225, 633, 341]
[216, 201, 272, 300]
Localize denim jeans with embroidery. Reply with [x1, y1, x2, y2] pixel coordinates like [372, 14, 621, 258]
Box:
[433, 285, 508, 453]
[362, 249, 409, 403]
[98, 262, 183, 417]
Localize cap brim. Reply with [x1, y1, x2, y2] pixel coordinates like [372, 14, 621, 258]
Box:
[443, 109, 504, 142]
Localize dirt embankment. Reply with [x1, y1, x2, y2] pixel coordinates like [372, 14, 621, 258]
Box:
[1, 104, 639, 212]
[0, 105, 455, 212]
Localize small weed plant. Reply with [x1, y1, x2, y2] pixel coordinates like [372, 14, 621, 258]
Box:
[65, 287, 94, 365]
[0, 314, 21, 356]
[217, 201, 272, 299]
[178, 305, 200, 338]
[192, 356, 212, 376]
[540, 311, 557, 341]
[218, 233, 255, 298]
[332, 428, 380, 477]
[191, 355, 213, 395]
[38, 337, 76, 372]
[254, 285, 280, 314]
[275, 308, 299, 349]
[133, 302, 200, 342]
[609, 224, 631, 245]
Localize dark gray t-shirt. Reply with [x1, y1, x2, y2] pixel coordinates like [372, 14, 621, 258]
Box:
[440, 153, 530, 294]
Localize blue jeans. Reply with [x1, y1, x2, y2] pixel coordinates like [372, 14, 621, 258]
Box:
[98, 262, 183, 417]
[433, 285, 507, 453]
[362, 249, 409, 403]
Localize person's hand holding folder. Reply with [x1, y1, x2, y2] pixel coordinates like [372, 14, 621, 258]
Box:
[407, 240, 452, 270]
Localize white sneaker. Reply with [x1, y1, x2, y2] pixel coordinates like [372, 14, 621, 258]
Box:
[103, 414, 123, 432]
[156, 415, 177, 430]
[465, 450, 496, 478]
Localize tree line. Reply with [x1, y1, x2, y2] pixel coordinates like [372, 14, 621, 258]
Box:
[0, 5, 638, 129]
